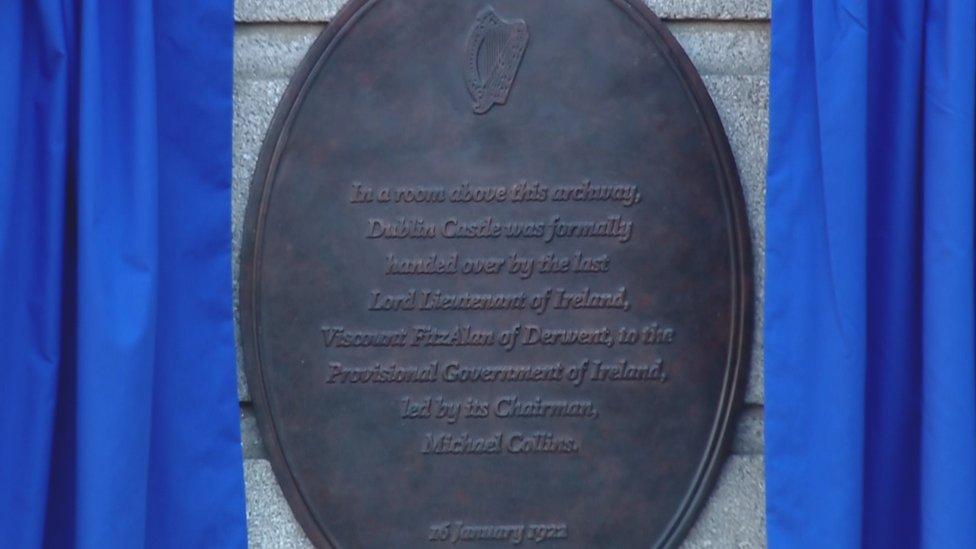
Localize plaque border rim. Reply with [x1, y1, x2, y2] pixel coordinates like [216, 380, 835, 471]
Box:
[239, 1, 754, 547]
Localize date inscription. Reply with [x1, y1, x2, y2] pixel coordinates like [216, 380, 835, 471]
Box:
[428, 521, 569, 544]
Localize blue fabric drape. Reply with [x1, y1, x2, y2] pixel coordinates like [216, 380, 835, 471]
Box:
[767, 0, 976, 547]
[0, 1, 247, 547]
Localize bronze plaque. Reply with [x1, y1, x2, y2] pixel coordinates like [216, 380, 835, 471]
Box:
[240, 0, 752, 547]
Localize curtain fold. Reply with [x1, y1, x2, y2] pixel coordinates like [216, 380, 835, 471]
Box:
[766, 0, 976, 547]
[0, 1, 247, 547]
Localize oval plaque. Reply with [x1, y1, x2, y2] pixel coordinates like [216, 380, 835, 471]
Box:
[240, 0, 752, 547]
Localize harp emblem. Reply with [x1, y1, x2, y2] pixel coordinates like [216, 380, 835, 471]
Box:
[464, 7, 529, 114]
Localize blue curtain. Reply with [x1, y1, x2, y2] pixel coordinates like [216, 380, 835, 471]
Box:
[0, 1, 247, 547]
[766, 0, 975, 547]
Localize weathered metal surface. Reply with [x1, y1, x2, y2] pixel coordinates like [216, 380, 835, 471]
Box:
[240, 0, 752, 547]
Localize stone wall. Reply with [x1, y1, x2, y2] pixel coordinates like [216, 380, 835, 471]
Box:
[232, 1, 769, 546]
